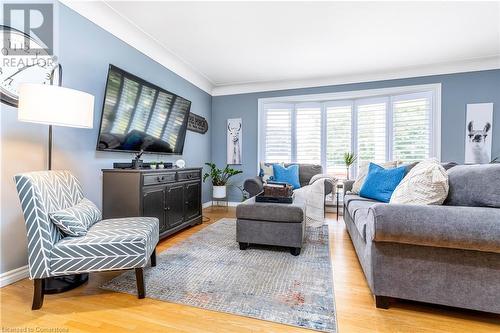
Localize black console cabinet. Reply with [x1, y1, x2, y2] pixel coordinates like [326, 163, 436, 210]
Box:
[102, 168, 202, 239]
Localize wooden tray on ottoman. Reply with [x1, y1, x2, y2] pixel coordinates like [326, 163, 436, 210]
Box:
[255, 191, 294, 204]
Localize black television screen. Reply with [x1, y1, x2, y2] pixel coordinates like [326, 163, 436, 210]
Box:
[96, 65, 191, 155]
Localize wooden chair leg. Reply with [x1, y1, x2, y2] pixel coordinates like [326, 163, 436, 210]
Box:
[150, 248, 156, 267]
[135, 268, 145, 299]
[32, 279, 44, 310]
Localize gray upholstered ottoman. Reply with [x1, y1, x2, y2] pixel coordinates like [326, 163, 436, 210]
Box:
[236, 197, 305, 255]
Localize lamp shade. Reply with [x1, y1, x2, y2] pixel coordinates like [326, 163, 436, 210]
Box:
[18, 84, 94, 128]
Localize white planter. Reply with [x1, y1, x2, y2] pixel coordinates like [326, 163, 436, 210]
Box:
[213, 185, 227, 199]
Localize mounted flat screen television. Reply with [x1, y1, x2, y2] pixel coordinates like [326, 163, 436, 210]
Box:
[96, 65, 191, 155]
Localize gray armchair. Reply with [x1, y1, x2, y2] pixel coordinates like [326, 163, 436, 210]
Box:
[14, 170, 159, 309]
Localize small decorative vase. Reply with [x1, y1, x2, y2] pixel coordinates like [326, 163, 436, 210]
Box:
[150, 164, 157, 169]
[213, 185, 227, 199]
[158, 164, 165, 169]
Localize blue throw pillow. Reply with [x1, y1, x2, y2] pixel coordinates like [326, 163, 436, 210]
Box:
[359, 163, 407, 203]
[272, 164, 300, 189]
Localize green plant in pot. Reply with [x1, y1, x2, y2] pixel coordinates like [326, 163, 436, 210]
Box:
[343, 152, 357, 180]
[150, 162, 157, 169]
[203, 162, 243, 199]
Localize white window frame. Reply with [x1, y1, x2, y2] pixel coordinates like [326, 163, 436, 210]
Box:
[257, 83, 442, 175]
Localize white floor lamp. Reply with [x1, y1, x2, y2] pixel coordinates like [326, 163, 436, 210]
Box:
[17, 65, 95, 170]
[16, 65, 95, 293]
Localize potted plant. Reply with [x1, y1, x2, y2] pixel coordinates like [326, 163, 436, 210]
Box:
[150, 162, 157, 169]
[158, 161, 165, 169]
[343, 152, 357, 180]
[203, 162, 243, 199]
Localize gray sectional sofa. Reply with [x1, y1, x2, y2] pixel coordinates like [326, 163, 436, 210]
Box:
[243, 163, 333, 198]
[343, 164, 500, 314]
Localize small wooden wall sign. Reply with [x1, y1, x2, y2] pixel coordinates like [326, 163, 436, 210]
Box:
[187, 113, 209, 134]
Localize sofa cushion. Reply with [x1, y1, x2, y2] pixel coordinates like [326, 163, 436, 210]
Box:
[444, 164, 500, 208]
[390, 159, 449, 205]
[352, 161, 398, 194]
[285, 163, 322, 187]
[49, 217, 159, 275]
[369, 203, 500, 253]
[49, 198, 102, 237]
[236, 197, 305, 223]
[359, 163, 406, 202]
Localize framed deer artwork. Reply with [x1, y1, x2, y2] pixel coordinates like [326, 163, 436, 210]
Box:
[227, 118, 242, 164]
[465, 103, 493, 164]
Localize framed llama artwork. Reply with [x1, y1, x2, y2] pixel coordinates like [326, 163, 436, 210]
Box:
[464, 103, 493, 164]
[227, 118, 242, 164]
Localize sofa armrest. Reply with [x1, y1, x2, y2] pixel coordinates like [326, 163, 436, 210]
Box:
[368, 204, 500, 253]
[343, 180, 355, 193]
[243, 177, 264, 198]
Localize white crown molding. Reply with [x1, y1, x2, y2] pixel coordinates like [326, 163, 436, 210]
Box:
[212, 56, 500, 96]
[60, 0, 214, 94]
[0, 265, 28, 287]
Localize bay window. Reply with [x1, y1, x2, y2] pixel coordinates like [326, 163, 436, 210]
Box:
[258, 84, 440, 179]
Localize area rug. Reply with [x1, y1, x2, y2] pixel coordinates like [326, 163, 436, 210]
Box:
[101, 218, 337, 332]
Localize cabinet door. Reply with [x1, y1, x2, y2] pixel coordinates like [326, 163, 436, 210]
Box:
[166, 183, 185, 228]
[184, 181, 201, 221]
[143, 186, 167, 233]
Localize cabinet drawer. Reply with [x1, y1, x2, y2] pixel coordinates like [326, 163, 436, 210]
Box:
[177, 171, 200, 181]
[144, 173, 176, 186]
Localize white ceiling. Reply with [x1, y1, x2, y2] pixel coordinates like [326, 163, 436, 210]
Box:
[66, 1, 500, 95]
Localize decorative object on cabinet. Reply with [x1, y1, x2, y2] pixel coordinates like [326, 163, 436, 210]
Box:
[175, 159, 186, 168]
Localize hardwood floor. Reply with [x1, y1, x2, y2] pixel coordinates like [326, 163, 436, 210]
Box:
[1, 207, 499, 332]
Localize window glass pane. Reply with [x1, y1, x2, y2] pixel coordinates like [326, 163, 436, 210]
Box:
[326, 104, 352, 178]
[393, 96, 431, 162]
[357, 101, 386, 165]
[296, 106, 322, 164]
[264, 107, 292, 162]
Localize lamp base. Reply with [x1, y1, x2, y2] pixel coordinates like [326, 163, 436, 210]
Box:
[43, 273, 89, 294]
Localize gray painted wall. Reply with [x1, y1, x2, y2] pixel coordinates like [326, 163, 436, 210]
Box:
[0, 3, 212, 274]
[212, 70, 500, 201]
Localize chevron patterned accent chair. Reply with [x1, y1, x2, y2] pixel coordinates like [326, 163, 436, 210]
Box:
[14, 170, 159, 310]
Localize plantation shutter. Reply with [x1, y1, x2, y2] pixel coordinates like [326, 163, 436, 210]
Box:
[326, 101, 353, 177]
[392, 92, 432, 163]
[296, 103, 322, 164]
[263, 104, 292, 163]
[111, 77, 140, 134]
[128, 85, 156, 133]
[356, 98, 387, 166]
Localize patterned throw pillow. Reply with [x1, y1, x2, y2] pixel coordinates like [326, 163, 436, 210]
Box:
[259, 161, 284, 182]
[49, 198, 102, 236]
[351, 161, 398, 194]
[390, 159, 449, 205]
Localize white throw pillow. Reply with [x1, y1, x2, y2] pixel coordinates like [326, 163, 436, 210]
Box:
[390, 158, 449, 205]
[351, 161, 398, 194]
[260, 161, 284, 182]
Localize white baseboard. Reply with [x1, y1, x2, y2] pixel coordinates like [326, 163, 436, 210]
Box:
[202, 201, 240, 208]
[0, 265, 29, 287]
